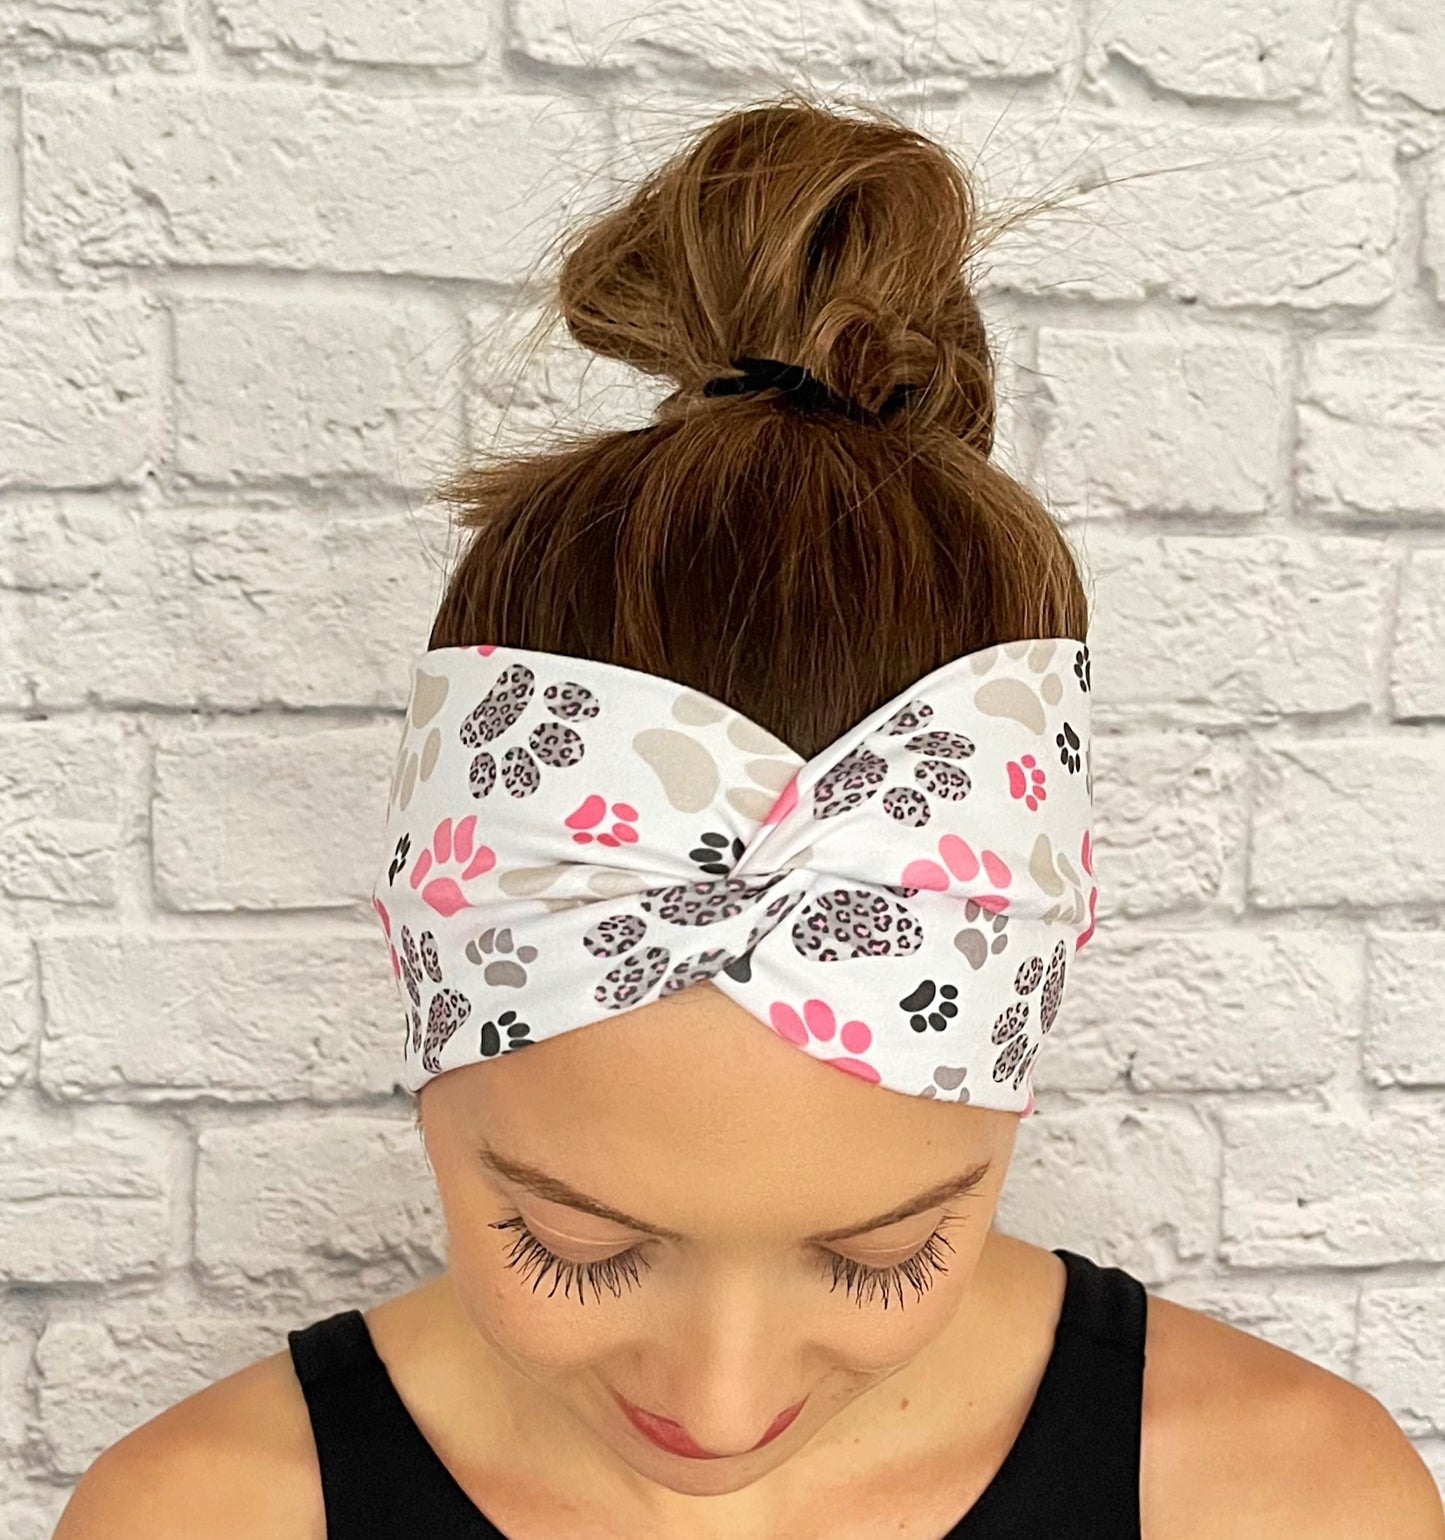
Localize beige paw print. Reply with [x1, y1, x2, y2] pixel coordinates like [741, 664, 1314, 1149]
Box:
[389, 667, 450, 816]
[633, 691, 799, 824]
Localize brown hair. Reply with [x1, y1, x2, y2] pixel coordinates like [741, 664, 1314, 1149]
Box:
[427, 95, 1089, 761]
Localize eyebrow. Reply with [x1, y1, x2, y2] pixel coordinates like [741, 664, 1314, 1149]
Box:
[475, 1142, 992, 1246]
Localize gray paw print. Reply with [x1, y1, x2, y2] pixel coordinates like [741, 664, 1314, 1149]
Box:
[466, 926, 537, 987]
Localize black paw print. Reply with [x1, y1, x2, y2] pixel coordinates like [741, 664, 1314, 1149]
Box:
[480, 1009, 533, 1057]
[1074, 643, 1091, 693]
[900, 979, 960, 1033]
[388, 832, 410, 885]
[1056, 720, 1083, 773]
[690, 830, 745, 876]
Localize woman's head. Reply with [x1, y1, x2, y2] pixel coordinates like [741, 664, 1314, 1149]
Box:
[412, 94, 1088, 1496]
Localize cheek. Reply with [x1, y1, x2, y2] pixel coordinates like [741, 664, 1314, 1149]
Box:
[445, 1215, 629, 1371]
[825, 1274, 966, 1376]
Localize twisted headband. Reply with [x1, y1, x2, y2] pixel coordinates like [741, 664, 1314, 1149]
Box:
[371, 638, 1097, 1117]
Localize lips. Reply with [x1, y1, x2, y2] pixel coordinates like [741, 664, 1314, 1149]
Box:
[615, 1392, 805, 1459]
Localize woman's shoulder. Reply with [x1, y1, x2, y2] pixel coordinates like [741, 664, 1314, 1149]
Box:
[1140, 1283, 1444, 1538]
[51, 1341, 325, 1540]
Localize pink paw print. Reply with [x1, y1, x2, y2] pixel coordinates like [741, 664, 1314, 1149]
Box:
[372, 890, 402, 981]
[1007, 753, 1047, 811]
[900, 834, 1013, 913]
[1076, 829, 1097, 952]
[410, 815, 496, 918]
[768, 997, 881, 1084]
[566, 793, 639, 847]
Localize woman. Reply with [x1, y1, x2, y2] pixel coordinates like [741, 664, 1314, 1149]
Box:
[56, 97, 1442, 1540]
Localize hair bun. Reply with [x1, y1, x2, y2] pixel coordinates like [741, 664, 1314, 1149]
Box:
[557, 99, 996, 454]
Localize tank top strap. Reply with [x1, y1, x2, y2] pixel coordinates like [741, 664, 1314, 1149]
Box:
[287, 1309, 503, 1539]
[956, 1246, 1148, 1538]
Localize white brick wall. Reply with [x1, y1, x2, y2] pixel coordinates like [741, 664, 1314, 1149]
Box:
[2, 1, 1443, 1529]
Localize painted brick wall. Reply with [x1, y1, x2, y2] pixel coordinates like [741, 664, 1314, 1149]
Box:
[3, 1, 1444, 1530]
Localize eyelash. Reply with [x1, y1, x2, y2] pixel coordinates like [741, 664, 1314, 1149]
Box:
[488, 1213, 959, 1311]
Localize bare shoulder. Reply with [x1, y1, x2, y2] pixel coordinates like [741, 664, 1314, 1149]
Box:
[1141, 1291, 1445, 1540]
[52, 1346, 322, 1540]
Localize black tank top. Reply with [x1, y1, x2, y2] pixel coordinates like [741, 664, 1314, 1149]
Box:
[287, 1246, 1147, 1538]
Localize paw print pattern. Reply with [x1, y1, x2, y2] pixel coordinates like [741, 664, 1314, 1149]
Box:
[479, 1009, 534, 1057]
[1074, 643, 1091, 694]
[386, 668, 451, 817]
[465, 926, 537, 988]
[811, 711, 977, 830]
[584, 878, 806, 1010]
[768, 996, 880, 1084]
[387, 832, 410, 884]
[791, 887, 925, 962]
[408, 815, 496, 919]
[460, 664, 599, 800]
[565, 793, 639, 847]
[690, 829, 746, 876]
[903, 834, 1013, 911]
[1008, 753, 1047, 811]
[954, 898, 1010, 969]
[398, 922, 472, 1075]
[900, 979, 960, 1032]
[812, 744, 888, 819]
[919, 1063, 971, 1103]
[1056, 721, 1083, 774]
[989, 938, 1069, 1091]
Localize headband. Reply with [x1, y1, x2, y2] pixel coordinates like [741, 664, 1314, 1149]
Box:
[371, 638, 1097, 1117]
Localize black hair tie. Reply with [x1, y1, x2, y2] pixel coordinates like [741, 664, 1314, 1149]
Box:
[703, 356, 888, 425]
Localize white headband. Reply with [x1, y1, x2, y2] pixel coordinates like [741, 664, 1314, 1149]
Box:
[371, 637, 1097, 1117]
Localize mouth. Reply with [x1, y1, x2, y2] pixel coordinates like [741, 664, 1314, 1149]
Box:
[614, 1392, 806, 1459]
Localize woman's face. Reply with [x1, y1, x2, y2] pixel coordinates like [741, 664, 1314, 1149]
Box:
[421, 982, 1017, 1504]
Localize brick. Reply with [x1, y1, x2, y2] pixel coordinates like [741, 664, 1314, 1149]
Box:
[151, 722, 396, 910]
[998, 1106, 1218, 1277]
[39, 933, 402, 1102]
[1089, 0, 1338, 101]
[0, 1459, 69, 1540]
[212, 0, 496, 64]
[0, 299, 161, 489]
[0, 721, 127, 906]
[0, 505, 440, 710]
[1090, 732, 1248, 914]
[1428, 173, 1445, 302]
[1298, 340, 1445, 519]
[0, 1105, 174, 1283]
[0, 935, 36, 1091]
[23, 81, 608, 284]
[1086, 535, 1387, 721]
[0, 1, 182, 57]
[1392, 551, 1445, 719]
[194, 1116, 444, 1279]
[512, 0, 1073, 82]
[942, 112, 1397, 309]
[1357, 1283, 1445, 1435]
[1251, 739, 1445, 908]
[1366, 932, 1445, 1087]
[1058, 929, 1359, 1093]
[1354, 0, 1445, 111]
[34, 1305, 290, 1476]
[1221, 1102, 1445, 1266]
[1035, 329, 1286, 515]
[174, 295, 463, 487]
